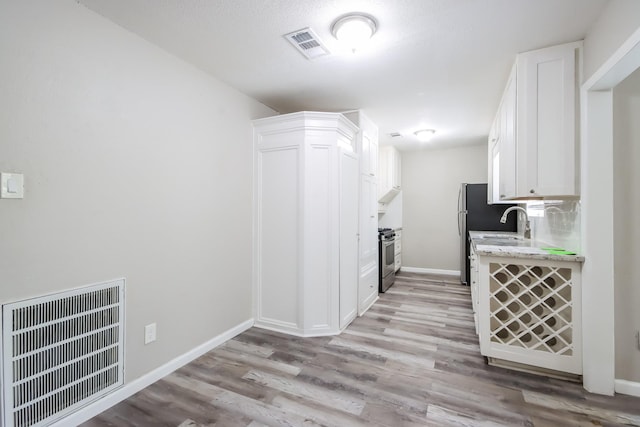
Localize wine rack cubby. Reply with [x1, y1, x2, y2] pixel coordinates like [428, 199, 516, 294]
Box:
[478, 257, 582, 375]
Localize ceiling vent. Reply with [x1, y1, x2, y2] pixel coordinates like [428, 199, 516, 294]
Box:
[389, 132, 402, 138]
[284, 27, 330, 59]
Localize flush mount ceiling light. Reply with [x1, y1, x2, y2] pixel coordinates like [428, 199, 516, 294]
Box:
[331, 13, 377, 51]
[414, 129, 436, 142]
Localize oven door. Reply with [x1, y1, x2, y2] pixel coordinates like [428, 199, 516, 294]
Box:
[382, 238, 395, 277]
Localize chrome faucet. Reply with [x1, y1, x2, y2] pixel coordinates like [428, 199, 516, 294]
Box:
[500, 206, 531, 239]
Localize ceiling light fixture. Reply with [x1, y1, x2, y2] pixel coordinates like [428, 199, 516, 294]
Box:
[414, 129, 436, 142]
[331, 13, 377, 51]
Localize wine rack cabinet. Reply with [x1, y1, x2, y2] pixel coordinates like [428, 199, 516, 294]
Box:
[477, 256, 582, 375]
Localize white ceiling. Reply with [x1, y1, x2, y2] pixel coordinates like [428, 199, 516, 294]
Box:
[79, 0, 608, 150]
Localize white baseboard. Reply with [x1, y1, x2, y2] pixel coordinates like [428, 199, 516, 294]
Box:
[615, 379, 640, 397]
[400, 266, 461, 278]
[53, 318, 255, 426]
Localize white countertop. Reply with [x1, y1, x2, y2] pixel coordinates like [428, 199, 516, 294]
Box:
[469, 231, 585, 263]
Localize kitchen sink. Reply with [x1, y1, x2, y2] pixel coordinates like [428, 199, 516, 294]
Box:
[475, 233, 523, 240]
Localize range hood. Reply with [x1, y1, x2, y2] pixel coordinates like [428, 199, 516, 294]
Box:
[378, 187, 400, 204]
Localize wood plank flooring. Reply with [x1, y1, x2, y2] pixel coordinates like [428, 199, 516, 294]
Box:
[83, 272, 640, 426]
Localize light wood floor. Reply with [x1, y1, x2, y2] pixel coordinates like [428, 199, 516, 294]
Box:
[83, 272, 640, 426]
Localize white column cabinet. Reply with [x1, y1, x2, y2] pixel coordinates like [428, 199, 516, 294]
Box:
[488, 41, 580, 202]
[253, 112, 359, 336]
[345, 111, 380, 316]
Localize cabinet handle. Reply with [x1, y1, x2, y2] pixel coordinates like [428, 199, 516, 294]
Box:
[530, 189, 535, 194]
[500, 194, 506, 198]
[370, 215, 375, 218]
[369, 173, 374, 176]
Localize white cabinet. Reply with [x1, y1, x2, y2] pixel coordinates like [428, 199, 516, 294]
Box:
[344, 111, 380, 316]
[488, 66, 517, 204]
[394, 229, 402, 273]
[516, 42, 579, 198]
[477, 256, 582, 375]
[253, 112, 359, 336]
[469, 244, 479, 334]
[378, 146, 401, 204]
[488, 41, 580, 202]
[361, 126, 378, 178]
[500, 68, 517, 200]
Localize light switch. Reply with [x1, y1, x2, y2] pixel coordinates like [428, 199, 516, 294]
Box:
[1, 173, 24, 199]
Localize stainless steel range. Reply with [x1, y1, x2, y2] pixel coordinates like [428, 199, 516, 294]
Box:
[378, 228, 396, 292]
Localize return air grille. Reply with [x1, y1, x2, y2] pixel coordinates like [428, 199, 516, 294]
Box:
[284, 27, 330, 59]
[2, 279, 125, 427]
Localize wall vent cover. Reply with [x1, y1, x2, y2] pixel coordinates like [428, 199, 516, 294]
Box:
[1, 279, 125, 427]
[284, 27, 330, 59]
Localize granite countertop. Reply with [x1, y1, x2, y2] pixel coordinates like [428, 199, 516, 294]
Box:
[469, 231, 585, 263]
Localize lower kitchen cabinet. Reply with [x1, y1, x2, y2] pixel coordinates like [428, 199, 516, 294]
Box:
[477, 256, 582, 375]
[358, 264, 378, 316]
[394, 229, 402, 272]
[469, 244, 479, 335]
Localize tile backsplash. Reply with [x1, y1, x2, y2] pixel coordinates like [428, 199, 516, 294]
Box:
[526, 200, 581, 252]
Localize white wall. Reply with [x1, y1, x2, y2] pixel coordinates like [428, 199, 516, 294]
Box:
[401, 143, 487, 272]
[583, 0, 640, 82]
[0, 0, 274, 383]
[613, 67, 640, 383]
[580, 0, 640, 394]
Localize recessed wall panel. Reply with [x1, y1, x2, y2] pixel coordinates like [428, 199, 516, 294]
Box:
[259, 147, 299, 325]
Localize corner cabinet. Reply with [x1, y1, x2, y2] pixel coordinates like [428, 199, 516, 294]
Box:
[253, 112, 359, 336]
[489, 41, 581, 203]
[344, 111, 380, 316]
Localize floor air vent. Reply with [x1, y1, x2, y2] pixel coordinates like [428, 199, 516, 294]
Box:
[284, 27, 330, 59]
[2, 279, 125, 427]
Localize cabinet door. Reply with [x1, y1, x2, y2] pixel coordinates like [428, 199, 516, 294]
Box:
[359, 175, 378, 270]
[393, 148, 401, 189]
[516, 42, 578, 198]
[358, 264, 378, 315]
[488, 65, 516, 204]
[499, 70, 517, 200]
[369, 134, 378, 178]
[378, 147, 389, 198]
[487, 117, 499, 204]
[357, 112, 378, 178]
[340, 151, 359, 329]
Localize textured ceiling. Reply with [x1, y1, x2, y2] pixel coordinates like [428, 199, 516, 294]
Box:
[79, 0, 608, 150]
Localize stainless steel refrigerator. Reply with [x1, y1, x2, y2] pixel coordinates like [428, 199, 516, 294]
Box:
[458, 183, 517, 285]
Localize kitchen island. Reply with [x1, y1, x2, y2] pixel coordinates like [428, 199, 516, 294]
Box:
[468, 231, 584, 379]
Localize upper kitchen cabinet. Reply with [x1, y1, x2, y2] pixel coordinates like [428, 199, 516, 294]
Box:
[489, 41, 581, 202]
[378, 145, 401, 203]
[345, 111, 379, 178]
[488, 65, 517, 204]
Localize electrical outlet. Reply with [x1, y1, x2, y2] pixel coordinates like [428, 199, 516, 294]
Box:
[144, 323, 157, 344]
